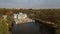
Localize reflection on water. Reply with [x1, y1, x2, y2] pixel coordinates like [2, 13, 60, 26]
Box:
[12, 22, 55, 34]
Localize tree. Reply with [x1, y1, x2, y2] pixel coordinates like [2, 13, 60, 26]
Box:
[0, 17, 9, 34]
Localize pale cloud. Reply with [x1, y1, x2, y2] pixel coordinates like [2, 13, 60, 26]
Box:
[0, 0, 60, 8]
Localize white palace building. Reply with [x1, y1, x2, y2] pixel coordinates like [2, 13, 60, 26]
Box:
[13, 12, 35, 24]
[14, 12, 27, 19]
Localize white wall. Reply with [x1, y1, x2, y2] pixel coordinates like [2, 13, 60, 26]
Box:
[14, 14, 18, 19]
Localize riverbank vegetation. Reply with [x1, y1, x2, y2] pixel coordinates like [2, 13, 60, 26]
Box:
[0, 8, 60, 34]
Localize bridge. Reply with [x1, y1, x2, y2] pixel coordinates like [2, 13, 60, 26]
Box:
[36, 19, 60, 29]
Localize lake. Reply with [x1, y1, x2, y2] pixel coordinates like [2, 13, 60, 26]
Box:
[12, 22, 55, 34]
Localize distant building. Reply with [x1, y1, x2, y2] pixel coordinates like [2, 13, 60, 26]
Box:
[13, 12, 27, 19]
[18, 13, 27, 19]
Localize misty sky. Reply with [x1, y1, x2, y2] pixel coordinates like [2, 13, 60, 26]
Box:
[0, 0, 60, 9]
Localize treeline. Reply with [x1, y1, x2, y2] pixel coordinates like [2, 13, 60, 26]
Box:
[0, 8, 60, 22]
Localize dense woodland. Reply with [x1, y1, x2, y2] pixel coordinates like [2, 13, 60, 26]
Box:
[0, 8, 60, 34]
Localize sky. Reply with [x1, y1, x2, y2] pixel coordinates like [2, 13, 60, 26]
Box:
[0, 0, 60, 9]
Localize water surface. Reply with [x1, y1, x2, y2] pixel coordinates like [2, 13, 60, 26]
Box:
[12, 22, 55, 34]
